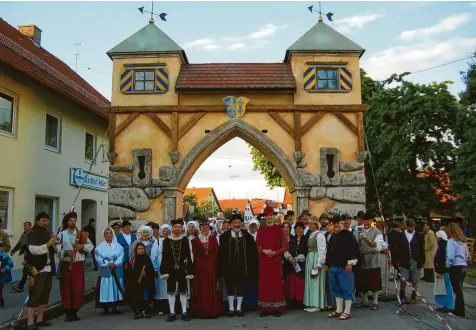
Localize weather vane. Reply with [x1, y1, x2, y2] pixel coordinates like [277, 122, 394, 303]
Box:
[138, 1, 167, 23]
[308, 1, 334, 22]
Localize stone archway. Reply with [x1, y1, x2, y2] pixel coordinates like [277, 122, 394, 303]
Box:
[174, 118, 300, 190]
[160, 118, 311, 222]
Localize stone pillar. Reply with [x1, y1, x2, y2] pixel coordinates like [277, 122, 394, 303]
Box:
[293, 187, 310, 215]
[163, 187, 184, 223]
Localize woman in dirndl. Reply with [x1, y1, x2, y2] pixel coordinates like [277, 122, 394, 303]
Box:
[284, 222, 308, 309]
[151, 224, 172, 314]
[433, 230, 454, 312]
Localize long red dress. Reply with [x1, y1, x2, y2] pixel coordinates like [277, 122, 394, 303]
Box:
[256, 225, 289, 312]
[190, 234, 222, 318]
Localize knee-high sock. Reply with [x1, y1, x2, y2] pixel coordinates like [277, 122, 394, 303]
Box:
[372, 291, 380, 304]
[344, 299, 352, 315]
[228, 295, 235, 311]
[167, 294, 176, 314]
[335, 297, 344, 313]
[236, 296, 243, 311]
[180, 294, 187, 314]
[362, 292, 369, 304]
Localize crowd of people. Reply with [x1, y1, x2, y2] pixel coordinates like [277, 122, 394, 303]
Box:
[5, 205, 471, 329]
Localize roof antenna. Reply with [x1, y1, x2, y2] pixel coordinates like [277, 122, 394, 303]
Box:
[74, 42, 81, 72]
[308, 1, 334, 22]
[138, 1, 168, 23]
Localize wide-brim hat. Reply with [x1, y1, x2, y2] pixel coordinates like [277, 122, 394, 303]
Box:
[405, 218, 416, 227]
[198, 217, 210, 226]
[263, 205, 274, 215]
[230, 213, 244, 222]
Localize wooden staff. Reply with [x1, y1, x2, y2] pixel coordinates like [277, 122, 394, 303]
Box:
[138, 265, 146, 283]
[70, 230, 89, 270]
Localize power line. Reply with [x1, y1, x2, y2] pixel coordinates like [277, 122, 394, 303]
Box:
[407, 55, 475, 76]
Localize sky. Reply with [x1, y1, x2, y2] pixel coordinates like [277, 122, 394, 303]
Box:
[1, 0, 475, 201]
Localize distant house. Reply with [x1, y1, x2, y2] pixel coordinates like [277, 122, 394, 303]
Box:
[250, 199, 266, 217]
[282, 191, 293, 214]
[219, 199, 254, 221]
[184, 187, 222, 214]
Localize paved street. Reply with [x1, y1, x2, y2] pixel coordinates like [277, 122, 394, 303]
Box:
[33, 277, 476, 330]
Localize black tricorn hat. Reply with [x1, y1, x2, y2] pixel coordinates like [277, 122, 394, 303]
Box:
[198, 217, 210, 226]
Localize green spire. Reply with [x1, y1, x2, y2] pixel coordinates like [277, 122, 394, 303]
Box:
[107, 22, 188, 63]
[284, 21, 365, 62]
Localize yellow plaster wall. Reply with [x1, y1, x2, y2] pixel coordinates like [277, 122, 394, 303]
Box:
[290, 54, 362, 105]
[114, 114, 173, 170]
[301, 112, 358, 174]
[136, 195, 165, 224]
[309, 199, 337, 217]
[111, 55, 182, 107]
[178, 92, 293, 106]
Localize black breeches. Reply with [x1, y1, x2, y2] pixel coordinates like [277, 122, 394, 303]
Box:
[225, 274, 245, 297]
[166, 272, 187, 294]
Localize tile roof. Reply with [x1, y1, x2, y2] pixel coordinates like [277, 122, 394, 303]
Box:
[176, 63, 296, 91]
[250, 199, 266, 215]
[0, 19, 109, 118]
[285, 21, 365, 62]
[107, 22, 187, 63]
[184, 187, 222, 211]
[219, 199, 252, 214]
[283, 191, 293, 206]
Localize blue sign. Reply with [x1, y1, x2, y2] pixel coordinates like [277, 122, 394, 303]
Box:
[70, 168, 108, 191]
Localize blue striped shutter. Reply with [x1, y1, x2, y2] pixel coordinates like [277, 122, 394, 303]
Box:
[119, 67, 133, 93]
[339, 67, 353, 91]
[155, 67, 169, 92]
[303, 65, 316, 90]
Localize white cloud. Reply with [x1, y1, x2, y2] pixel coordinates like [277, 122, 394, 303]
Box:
[470, 2, 476, 8]
[182, 38, 220, 51]
[400, 13, 472, 41]
[247, 24, 278, 39]
[333, 14, 382, 34]
[362, 38, 476, 80]
[229, 42, 246, 50]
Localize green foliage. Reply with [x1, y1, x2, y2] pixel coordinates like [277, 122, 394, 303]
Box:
[223, 208, 235, 219]
[451, 61, 476, 218]
[249, 146, 286, 188]
[364, 73, 459, 216]
[194, 200, 219, 218]
[183, 193, 198, 208]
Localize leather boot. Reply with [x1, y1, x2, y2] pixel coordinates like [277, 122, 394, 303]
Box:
[65, 309, 73, 322]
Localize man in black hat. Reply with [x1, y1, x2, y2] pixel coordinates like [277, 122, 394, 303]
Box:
[219, 213, 258, 317]
[116, 220, 137, 269]
[386, 219, 404, 281]
[394, 218, 425, 304]
[160, 219, 194, 322]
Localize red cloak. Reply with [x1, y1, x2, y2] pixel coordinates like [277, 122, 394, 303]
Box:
[256, 225, 289, 312]
[190, 234, 222, 318]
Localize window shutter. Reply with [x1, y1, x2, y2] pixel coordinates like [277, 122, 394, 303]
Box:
[120, 67, 133, 93]
[339, 67, 352, 91]
[155, 67, 169, 92]
[303, 66, 316, 90]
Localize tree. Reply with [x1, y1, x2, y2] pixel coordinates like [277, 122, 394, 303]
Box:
[195, 200, 219, 218]
[364, 73, 459, 217]
[249, 146, 286, 189]
[183, 193, 198, 208]
[451, 61, 476, 219]
[223, 208, 235, 219]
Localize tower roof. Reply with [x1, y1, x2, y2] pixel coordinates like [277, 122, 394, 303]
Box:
[284, 21, 365, 62]
[107, 22, 188, 63]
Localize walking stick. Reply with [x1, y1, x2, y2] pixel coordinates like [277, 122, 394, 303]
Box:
[9, 295, 29, 330]
[138, 265, 146, 283]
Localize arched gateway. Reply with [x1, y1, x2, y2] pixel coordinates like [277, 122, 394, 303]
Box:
[106, 17, 369, 225]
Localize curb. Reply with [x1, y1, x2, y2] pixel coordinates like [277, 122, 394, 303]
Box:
[0, 288, 96, 330]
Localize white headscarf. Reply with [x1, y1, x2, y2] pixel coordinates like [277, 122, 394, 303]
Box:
[159, 224, 172, 237]
[436, 230, 448, 241]
[188, 221, 199, 231]
[248, 219, 260, 229]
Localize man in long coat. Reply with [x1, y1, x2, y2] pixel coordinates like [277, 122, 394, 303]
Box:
[422, 221, 437, 283]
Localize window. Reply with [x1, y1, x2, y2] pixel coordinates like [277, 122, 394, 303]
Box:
[134, 70, 155, 92]
[0, 188, 12, 231]
[35, 195, 57, 232]
[45, 113, 60, 151]
[85, 132, 95, 161]
[0, 92, 14, 135]
[317, 69, 338, 90]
